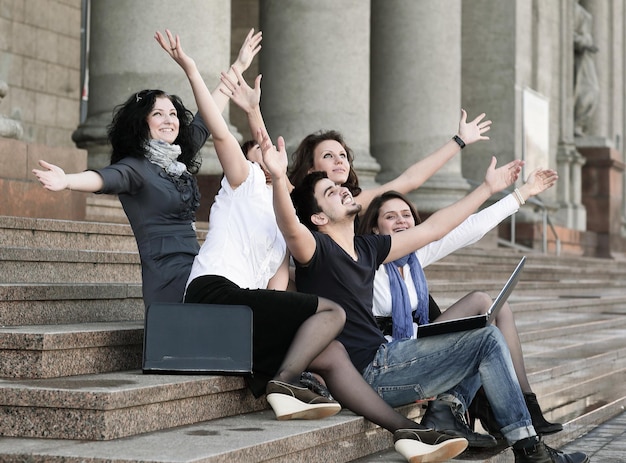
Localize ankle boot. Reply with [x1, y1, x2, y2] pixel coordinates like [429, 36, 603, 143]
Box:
[467, 387, 503, 438]
[523, 392, 563, 435]
[512, 436, 589, 463]
[421, 399, 498, 448]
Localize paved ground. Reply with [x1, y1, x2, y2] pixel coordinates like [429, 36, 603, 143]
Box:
[561, 410, 626, 462]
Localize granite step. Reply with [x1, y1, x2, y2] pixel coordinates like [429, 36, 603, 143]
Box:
[0, 216, 208, 252]
[0, 370, 280, 440]
[0, 283, 143, 326]
[353, 397, 626, 463]
[0, 247, 141, 284]
[1, 319, 624, 441]
[0, 321, 143, 378]
[0, 389, 623, 463]
[2, 296, 624, 379]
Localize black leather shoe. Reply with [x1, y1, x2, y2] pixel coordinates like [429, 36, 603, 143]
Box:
[421, 399, 498, 448]
[524, 392, 563, 435]
[513, 436, 589, 463]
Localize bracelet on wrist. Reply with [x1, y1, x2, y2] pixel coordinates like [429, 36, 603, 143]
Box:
[513, 188, 525, 205]
[452, 135, 466, 149]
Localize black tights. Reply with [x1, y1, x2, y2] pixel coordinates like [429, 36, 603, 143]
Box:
[308, 340, 423, 432]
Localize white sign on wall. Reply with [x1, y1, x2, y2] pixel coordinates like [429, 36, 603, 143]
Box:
[522, 88, 550, 180]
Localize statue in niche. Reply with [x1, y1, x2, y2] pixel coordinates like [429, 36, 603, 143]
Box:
[0, 80, 23, 140]
[573, 1, 599, 137]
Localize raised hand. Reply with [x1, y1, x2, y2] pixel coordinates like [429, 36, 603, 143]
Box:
[221, 66, 261, 114]
[483, 157, 523, 194]
[457, 109, 492, 146]
[521, 167, 559, 197]
[257, 128, 288, 180]
[32, 160, 68, 191]
[154, 29, 196, 74]
[233, 28, 262, 73]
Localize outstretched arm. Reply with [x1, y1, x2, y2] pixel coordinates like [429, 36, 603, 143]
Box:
[258, 128, 317, 264]
[212, 28, 262, 112]
[32, 160, 103, 193]
[155, 30, 249, 188]
[355, 109, 492, 213]
[386, 157, 523, 262]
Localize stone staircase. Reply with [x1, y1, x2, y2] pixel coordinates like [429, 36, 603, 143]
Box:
[1, 215, 626, 462]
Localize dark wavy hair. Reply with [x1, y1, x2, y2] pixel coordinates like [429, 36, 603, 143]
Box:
[290, 171, 328, 231]
[357, 190, 422, 236]
[288, 130, 361, 197]
[107, 89, 201, 174]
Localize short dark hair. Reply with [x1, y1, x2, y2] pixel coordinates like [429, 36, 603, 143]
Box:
[107, 89, 201, 173]
[240, 140, 259, 159]
[288, 130, 361, 196]
[291, 171, 328, 231]
[357, 190, 422, 235]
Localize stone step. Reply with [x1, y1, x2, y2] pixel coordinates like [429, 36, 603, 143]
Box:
[0, 283, 143, 326]
[1, 319, 623, 441]
[0, 215, 208, 252]
[0, 321, 143, 378]
[2, 296, 624, 379]
[0, 387, 623, 463]
[0, 370, 279, 440]
[427, 278, 626, 299]
[353, 397, 626, 463]
[0, 247, 141, 284]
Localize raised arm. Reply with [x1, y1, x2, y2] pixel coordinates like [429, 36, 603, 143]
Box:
[32, 160, 103, 193]
[385, 157, 523, 262]
[221, 66, 266, 144]
[211, 28, 262, 113]
[257, 128, 317, 264]
[155, 30, 248, 188]
[355, 109, 492, 212]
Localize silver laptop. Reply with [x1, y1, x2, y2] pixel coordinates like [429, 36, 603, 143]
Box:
[416, 256, 526, 338]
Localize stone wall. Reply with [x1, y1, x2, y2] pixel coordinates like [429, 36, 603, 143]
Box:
[0, 137, 87, 220]
[0, 0, 82, 148]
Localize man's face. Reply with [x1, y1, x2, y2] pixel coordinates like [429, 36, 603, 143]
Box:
[313, 177, 362, 223]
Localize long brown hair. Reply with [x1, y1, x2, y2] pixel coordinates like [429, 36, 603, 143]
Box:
[288, 130, 362, 196]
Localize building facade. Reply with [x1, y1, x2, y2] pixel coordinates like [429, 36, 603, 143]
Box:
[1, 0, 625, 257]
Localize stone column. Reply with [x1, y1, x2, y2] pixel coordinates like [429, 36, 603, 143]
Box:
[555, 0, 587, 231]
[72, 0, 232, 172]
[371, 0, 469, 211]
[258, 0, 380, 186]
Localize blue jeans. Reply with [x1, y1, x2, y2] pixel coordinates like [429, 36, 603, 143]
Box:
[362, 325, 534, 443]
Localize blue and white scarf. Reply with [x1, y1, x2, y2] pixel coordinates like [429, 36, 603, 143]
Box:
[384, 253, 429, 340]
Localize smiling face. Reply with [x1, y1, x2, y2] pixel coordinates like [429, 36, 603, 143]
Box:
[310, 139, 350, 185]
[147, 96, 179, 144]
[374, 197, 417, 235]
[312, 177, 362, 224]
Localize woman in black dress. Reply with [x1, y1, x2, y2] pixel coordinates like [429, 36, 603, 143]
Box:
[32, 30, 262, 309]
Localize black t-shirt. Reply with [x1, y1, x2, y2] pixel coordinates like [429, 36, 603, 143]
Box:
[295, 231, 392, 372]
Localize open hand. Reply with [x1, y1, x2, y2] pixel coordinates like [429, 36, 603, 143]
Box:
[483, 157, 523, 194]
[154, 29, 196, 73]
[220, 66, 261, 113]
[457, 109, 492, 146]
[256, 127, 288, 180]
[233, 28, 262, 73]
[32, 160, 68, 191]
[522, 168, 558, 197]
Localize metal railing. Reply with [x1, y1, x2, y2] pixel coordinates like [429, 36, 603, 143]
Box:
[467, 181, 561, 255]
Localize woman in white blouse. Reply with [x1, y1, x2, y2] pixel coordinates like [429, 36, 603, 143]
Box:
[358, 168, 562, 437]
